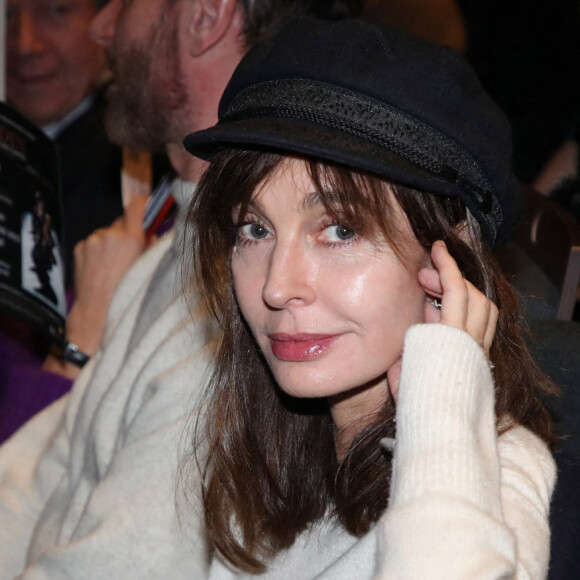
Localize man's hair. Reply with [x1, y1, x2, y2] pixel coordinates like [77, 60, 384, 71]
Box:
[94, 0, 109, 11]
[237, 0, 363, 48]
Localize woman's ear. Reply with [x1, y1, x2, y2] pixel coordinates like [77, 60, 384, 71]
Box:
[187, 0, 238, 57]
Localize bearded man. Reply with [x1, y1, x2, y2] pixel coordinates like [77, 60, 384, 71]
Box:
[0, 0, 360, 577]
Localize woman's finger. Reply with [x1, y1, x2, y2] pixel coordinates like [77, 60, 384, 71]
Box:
[464, 279, 492, 346]
[463, 280, 499, 358]
[482, 301, 499, 357]
[430, 241, 468, 330]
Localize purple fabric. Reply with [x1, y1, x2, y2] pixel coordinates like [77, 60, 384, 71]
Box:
[0, 288, 75, 443]
[0, 355, 72, 444]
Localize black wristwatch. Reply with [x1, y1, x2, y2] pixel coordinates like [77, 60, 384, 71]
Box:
[62, 341, 91, 368]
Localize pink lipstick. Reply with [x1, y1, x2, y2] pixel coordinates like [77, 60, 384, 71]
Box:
[268, 333, 342, 362]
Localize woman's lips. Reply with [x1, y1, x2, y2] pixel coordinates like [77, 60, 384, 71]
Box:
[268, 333, 342, 361]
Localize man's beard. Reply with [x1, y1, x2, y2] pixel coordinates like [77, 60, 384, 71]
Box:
[104, 23, 188, 152]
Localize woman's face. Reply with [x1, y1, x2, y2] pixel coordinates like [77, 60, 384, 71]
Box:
[231, 159, 428, 420]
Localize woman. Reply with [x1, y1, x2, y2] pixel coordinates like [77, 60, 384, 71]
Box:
[184, 19, 557, 579]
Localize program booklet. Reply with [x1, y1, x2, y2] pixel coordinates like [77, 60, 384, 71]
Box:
[0, 101, 66, 345]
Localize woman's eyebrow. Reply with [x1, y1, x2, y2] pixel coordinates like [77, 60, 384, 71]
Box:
[239, 198, 265, 214]
[241, 190, 340, 213]
[299, 190, 341, 210]
[235, 199, 273, 223]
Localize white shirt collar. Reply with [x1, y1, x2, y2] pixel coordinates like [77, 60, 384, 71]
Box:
[42, 94, 95, 139]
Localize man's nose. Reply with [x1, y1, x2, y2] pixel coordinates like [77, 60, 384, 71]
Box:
[10, 11, 45, 55]
[262, 242, 316, 309]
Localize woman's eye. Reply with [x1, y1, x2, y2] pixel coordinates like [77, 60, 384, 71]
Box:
[323, 224, 355, 243]
[238, 223, 270, 241]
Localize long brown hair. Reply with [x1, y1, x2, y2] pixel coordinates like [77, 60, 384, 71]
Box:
[185, 148, 556, 573]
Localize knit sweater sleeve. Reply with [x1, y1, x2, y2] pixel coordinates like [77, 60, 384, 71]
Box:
[374, 324, 555, 580]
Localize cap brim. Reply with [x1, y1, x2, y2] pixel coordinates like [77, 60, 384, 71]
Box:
[184, 117, 461, 199]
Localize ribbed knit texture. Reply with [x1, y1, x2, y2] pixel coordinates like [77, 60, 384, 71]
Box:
[389, 324, 500, 515]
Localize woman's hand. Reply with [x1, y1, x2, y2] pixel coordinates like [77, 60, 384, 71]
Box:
[387, 240, 498, 401]
[419, 241, 498, 356]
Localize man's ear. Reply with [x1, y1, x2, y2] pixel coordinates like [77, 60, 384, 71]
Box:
[187, 0, 238, 57]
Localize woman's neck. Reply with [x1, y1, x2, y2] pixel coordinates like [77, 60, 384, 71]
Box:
[329, 376, 390, 461]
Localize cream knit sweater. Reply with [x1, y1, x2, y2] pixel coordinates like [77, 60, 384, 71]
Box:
[0, 180, 212, 579]
[209, 325, 555, 580]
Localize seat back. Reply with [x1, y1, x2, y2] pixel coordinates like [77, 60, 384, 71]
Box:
[511, 188, 580, 319]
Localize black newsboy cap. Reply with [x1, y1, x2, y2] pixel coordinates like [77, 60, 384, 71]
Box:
[184, 18, 520, 248]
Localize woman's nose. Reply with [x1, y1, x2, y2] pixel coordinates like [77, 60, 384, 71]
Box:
[262, 242, 316, 309]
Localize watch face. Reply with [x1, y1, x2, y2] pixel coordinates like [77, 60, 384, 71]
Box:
[63, 341, 90, 367]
